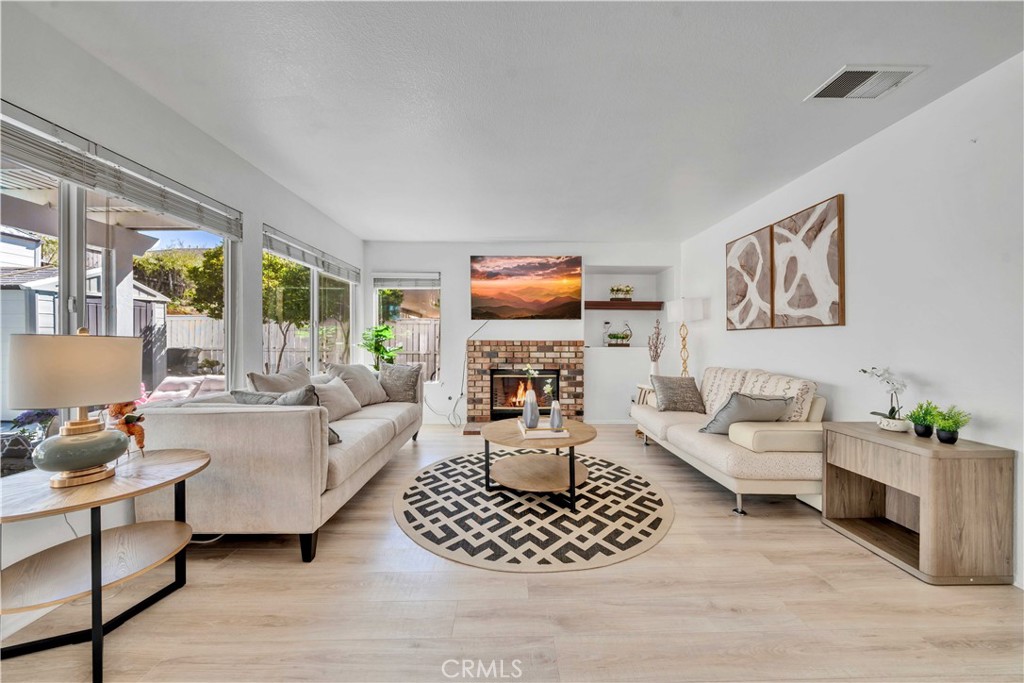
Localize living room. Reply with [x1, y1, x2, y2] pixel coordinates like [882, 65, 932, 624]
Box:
[1, 2, 1022, 682]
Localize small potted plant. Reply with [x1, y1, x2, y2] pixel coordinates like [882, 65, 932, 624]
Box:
[610, 284, 634, 301]
[859, 366, 910, 432]
[934, 406, 971, 445]
[905, 400, 940, 438]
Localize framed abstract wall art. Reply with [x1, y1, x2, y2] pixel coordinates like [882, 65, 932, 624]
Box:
[470, 256, 583, 320]
[725, 226, 773, 330]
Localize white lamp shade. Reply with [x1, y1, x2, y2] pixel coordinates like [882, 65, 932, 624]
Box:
[665, 298, 705, 323]
[6, 334, 143, 409]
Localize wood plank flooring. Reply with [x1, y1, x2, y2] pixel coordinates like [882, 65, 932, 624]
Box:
[2, 425, 1021, 682]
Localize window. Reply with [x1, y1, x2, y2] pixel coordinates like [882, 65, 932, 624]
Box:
[373, 274, 441, 382]
[261, 251, 311, 373]
[318, 274, 352, 367]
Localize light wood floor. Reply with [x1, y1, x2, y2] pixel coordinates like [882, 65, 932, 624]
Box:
[2, 425, 1021, 682]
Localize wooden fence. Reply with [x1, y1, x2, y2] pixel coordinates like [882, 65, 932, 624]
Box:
[391, 318, 440, 381]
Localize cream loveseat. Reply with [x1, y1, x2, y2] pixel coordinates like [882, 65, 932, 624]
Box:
[136, 375, 422, 561]
[632, 367, 826, 514]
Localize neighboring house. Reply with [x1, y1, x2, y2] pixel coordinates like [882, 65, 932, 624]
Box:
[0, 226, 42, 268]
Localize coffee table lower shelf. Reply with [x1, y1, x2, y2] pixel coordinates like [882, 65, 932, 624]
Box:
[489, 453, 589, 493]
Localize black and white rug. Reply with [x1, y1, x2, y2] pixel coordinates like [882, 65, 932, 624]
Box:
[393, 449, 674, 573]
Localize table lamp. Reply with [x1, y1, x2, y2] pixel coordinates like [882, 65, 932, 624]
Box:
[665, 298, 705, 377]
[6, 329, 143, 487]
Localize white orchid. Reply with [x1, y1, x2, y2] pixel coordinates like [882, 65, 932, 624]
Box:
[859, 366, 907, 419]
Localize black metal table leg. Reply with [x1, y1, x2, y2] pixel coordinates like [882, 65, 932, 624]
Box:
[90, 506, 102, 683]
[484, 439, 492, 491]
[174, 480, 186, 585]
[569, 446, 577, 512]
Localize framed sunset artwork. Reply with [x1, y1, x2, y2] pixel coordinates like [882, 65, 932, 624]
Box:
[470, 256, 583, 320]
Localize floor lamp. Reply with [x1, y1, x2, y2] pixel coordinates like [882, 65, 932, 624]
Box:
[664, 298, 705, 377]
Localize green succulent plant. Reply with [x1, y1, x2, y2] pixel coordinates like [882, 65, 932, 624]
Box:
[934, 405, 972, 433]
[905, 400, 940, 426]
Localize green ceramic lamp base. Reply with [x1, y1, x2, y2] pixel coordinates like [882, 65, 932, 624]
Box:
[32, 428, 129, 488]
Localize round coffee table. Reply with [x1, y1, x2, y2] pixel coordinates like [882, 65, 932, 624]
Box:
[480, 418, 597, 512]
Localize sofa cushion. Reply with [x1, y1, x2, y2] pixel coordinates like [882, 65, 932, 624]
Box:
[699, 367, 753, 416]
[700, 393, 792, 435]
[666, 422, 822, 481]
[739, 371, 818, 422]
[728, 422, 823, 453]
[247, 363, 311, 393]
[630, 404, 707, 440]
[379, 363, 422, 403]
[650, 375, 705, 413]
[147, 375, 205, 402]
[314, 378, 362, 421]
[325, 418, 396, 490]
[342, 402, 420, 435]
[327, 364, 389, 406]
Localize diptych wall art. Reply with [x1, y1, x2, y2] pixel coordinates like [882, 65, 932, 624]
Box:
[471, 256, 583, 320]
[725, 194, 845, 330]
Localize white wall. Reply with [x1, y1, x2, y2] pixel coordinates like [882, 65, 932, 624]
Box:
[678, 54, 1024, 586]
[362, 241, 680, 425]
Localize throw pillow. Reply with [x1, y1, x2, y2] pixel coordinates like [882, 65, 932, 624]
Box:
[314, 378, 362, 421]
[231, 386, 341, 444]
[699, 392, 793, 435]
[326, 363, 388, 406]
[650, 375, 705, 413]
[246, 363, 310, 393]
[739, 371, 818, 422]
[379, 363, 422, 403]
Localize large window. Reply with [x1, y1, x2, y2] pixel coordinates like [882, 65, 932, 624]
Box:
[373, 274, 441, 381]
[319, 274, 352, 367]
[261, 251, 311, 373]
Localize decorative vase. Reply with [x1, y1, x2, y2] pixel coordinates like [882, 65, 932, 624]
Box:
[876, 417, 911, 432]
[913, 423, 934, 438]
[936, 429, 959, 445]
[522, 389, 540, 429]
[649, 361, 660, 378]
[549, 400, 564, 430]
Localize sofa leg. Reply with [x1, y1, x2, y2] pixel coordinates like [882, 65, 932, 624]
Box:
[299, 530, 319, 562]
[412, 431, 419, 442]
[643, 432, 649, 446]
[732, 494, 747, 516]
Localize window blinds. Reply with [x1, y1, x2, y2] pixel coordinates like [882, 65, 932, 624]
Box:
[372, 273, 441, 289]
[1, 102, 242, 240]
[262, 224, 361, 283]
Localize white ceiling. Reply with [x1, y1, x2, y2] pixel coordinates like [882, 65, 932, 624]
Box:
[21, 2, 1024, 243]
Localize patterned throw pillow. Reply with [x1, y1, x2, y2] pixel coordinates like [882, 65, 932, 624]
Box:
[739, 371, 817, 422]
[324, 363, 389, 407]
[699, 367, 753, 416]
[699, 393, 793, 435]
[246, 363, 310, 393]
[378, 363, 422, 403]
[649, 376, 705, 413]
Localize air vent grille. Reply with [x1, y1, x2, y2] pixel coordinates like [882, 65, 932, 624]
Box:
[807, 65, 926, 100]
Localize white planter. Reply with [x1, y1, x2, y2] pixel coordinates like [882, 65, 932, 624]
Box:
[649, 361, 660, 378]
[877, 417, 912, 432]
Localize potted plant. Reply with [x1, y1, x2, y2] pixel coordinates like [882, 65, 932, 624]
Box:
[905, 400, 940, 438]
[610, 284, 634, 301]
[358, 324, 403, 370]
[859, 366, 910, 432]
[934, 406, 971, 445]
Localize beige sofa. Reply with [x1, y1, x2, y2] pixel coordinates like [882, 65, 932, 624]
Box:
[632, 367, 825, 514]
[136, 383, 422, 561]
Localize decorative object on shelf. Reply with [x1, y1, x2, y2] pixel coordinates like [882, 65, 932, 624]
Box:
[606, 322, 633, 347]
[7, 329, 143, 487]
[543, 380, 565, 430]
[906, 400, 940, 438]
[470, 256, 582, 320]
[934, 405, 971, 444]
[610, 284, 634, 301]
[359, 324, 403, 370]
[108, 401, 146, 455]
[647, 318, 666, 377]
[859, 366, 910, 432]
[521, 364, 540, 428]
[665, 298, 705, 376]
[726, 195, 845, 330]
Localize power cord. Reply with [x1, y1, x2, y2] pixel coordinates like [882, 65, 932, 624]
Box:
[422, 320, 489, 430]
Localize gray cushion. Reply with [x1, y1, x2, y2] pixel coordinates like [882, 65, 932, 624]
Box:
[650, 375, 705, 413]
[700, 392, 793, 435]
[326, 363, 389, 407]
[379, 363, 421, 403]
[246, 363, 310, 393]
[231, 386, 341, 444]
[314, 378, 362, 421]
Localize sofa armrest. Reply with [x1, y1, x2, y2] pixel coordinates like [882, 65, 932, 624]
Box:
[135, 405, 330, 533]
[728, 421, 823, 453]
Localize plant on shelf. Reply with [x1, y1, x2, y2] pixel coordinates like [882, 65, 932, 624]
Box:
[359, 324, 403, 370]
[905, 400, 940, 438]
[609, 284, 634, 301]
[859, 366, 909, 431]
[934, 405, 971, 444]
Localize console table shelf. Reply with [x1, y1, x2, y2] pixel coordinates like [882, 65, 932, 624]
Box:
[822, 422, 1013, 585]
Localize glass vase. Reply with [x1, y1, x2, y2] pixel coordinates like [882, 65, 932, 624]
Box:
[522, 389, 540, 429]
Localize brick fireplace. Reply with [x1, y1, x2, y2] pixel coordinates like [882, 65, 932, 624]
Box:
[465, 339, 584, 434]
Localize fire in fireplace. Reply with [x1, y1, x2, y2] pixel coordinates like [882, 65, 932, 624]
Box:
[490, 369, 559, 421]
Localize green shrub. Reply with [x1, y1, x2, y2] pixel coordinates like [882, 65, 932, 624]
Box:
[905, 400, 940, 426]
[934, 405, 971, 432]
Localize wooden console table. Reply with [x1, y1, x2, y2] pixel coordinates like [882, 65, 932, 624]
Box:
[1, 449, 209, 682]
[821, 422, 1013, 585]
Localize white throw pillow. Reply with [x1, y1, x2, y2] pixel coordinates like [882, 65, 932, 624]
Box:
[246, 363, 311, 393]
[325, 363, 389, 407]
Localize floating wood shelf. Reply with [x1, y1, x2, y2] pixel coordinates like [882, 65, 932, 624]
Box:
[584, 300, 663, 311]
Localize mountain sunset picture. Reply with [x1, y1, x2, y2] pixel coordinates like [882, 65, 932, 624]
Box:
[471, 256, 583, 319]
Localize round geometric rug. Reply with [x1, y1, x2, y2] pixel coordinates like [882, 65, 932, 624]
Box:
[393, 449, 674, 573]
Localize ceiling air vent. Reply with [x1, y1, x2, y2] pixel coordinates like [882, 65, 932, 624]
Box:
[805, 65, 926, 101]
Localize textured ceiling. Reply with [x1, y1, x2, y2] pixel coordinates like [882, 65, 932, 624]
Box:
[19, 2, 1024, 243]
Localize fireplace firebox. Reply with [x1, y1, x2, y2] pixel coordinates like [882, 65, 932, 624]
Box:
[489, 369, 559, 421]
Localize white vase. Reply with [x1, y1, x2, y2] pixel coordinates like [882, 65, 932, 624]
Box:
[877, 416, 912, 432]
[522, 389, 540, 429]
[649, 361, 660, 378]
[549, 400, 564, 430]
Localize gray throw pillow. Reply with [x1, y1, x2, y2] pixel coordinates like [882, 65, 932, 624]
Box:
[325, 363, 389, 406]
[246, 363, 311, 393]
[379, 363, 421, 403]
[700, 392, 793, 435]
[650, 375, 705, 413]
[314, 378, 362, 421]
[230, 386, 341, 444]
